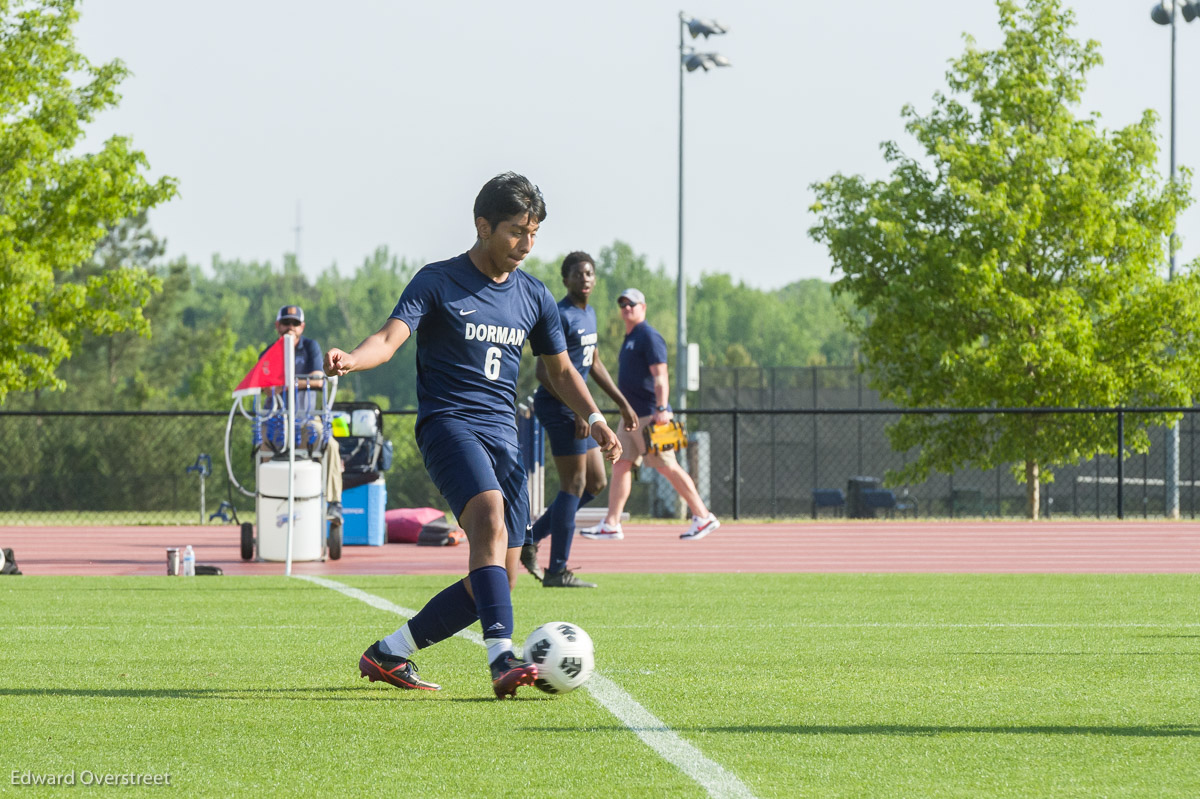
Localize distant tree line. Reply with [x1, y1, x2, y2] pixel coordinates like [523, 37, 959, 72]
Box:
[6, 217, 857, 412]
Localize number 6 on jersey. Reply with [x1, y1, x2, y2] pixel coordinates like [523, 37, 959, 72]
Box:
[484, 346, 502, 381]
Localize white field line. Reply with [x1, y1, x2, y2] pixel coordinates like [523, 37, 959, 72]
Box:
[295, 574, 756, 799]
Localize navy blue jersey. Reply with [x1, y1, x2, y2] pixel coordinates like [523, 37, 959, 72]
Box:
[618, 321, 669, 417]
[390, 253, 566, 435]
[533, 296, 598, 404]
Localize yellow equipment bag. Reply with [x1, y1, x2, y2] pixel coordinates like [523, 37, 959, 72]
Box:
[643, 420, 688, 455]
[330, 413, 351, 438]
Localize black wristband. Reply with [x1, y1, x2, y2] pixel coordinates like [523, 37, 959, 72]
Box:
[655, 405, 671, 412]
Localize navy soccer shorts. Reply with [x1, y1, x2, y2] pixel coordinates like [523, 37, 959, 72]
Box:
[533, 392, 597, 458]
[416, 418, 529, 548]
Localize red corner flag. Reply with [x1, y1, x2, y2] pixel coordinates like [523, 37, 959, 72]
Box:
[232, 337, 288, 398]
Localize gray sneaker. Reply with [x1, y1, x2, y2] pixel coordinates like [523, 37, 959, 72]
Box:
[520, 542, 543, 582]
[543, 569, 597, 588]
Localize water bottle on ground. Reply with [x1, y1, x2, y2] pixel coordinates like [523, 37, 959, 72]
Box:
[182, 545, 196, 577]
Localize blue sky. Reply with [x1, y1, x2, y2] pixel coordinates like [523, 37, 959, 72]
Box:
[76, 0, 1199, 290]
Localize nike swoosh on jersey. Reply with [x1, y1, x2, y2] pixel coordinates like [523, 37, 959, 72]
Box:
[459, 309, 478, 316]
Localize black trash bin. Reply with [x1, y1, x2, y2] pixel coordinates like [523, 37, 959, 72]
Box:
[847, 476, 883, 518]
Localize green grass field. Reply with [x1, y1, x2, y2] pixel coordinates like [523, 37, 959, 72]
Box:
[2, 574, 1198, 797]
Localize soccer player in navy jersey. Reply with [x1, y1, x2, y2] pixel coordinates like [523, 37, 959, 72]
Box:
[323, 173, 620, 698]
[520, 252, 638, 588]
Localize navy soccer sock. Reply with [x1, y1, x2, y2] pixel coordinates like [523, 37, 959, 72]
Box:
[546, 491, 582, 575]
[405, 580, 479, 650]
[534, 489, 594, 544]
[469, 565, 513, 660]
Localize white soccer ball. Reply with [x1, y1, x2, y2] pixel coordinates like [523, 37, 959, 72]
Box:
[522, 621, 595, 694]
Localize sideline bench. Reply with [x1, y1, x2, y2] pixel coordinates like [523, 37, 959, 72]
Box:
[811, 489, 846, 519]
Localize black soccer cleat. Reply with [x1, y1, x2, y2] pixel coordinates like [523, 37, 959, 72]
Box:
[520, 541, 544, 582]
[543, 569, 597, 588]
[359, 641, 440, 691]
[490, 651, 538, 699]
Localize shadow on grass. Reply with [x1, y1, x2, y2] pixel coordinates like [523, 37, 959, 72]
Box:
[0, 687, 545, 703]
[525, 724, 1200, 738]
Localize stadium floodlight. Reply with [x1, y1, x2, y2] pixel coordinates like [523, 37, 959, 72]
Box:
[676, 13, 732, 412]
[686, 17, 729, 38]
[1148, 0, 1195, 518]
[1152, 0, 1199, 23]
[1152, 0, 1200, 22]
[683, 52, 733, 72]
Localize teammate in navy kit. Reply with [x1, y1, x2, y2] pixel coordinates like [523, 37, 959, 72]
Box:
[520, 251, 638, 589]
[323, 173, 620, 698]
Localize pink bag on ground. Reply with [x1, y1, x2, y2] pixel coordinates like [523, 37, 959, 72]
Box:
[385, 507, 455, 544]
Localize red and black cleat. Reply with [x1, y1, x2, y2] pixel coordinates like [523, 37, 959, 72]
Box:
[359, 642, 441, 691]
[490, 652, 538, 699]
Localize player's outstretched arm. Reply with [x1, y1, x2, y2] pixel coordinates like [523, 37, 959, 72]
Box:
[324, 318, 411, 377]
[589, 353, 638, 432]
[540, 351, 622, 462]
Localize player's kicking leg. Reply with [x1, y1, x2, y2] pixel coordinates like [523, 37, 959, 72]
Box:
[460, 489, 538, 698]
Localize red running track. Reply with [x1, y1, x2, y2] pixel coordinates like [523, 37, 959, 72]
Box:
[2, 520, 1198, 576]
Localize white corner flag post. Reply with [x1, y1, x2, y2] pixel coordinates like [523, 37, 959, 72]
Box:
[284, 335, 296, 577]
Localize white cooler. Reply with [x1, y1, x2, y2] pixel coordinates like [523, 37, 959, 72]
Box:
[256, 459, 324, 562]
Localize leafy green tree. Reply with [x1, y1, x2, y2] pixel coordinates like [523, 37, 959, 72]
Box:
[775, 280, 862, 366]
[809, 0, 1200, 518]
[311, 247, 420, 408]
[5, 216, 262, 412]
[0, 0, 176, 402]
[184, 330, 260, 410]
[690, 275, 857, 368]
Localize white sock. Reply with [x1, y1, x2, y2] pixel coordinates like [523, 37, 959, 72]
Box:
[378, 624, 417, 659]
[484, 638, 513, 664]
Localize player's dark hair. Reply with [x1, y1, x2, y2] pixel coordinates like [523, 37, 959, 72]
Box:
[473, 172, 547, 231]
[561, 251, 595, 280]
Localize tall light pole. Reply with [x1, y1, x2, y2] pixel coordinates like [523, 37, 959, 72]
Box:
[1151, 0, 1196, 518]
[677, 14, 731, 411]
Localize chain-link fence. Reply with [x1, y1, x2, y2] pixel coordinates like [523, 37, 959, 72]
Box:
[2, 408, 1197, 524]
[672, 407, 1200, 521]
[0, 410, 442, 526]
[698, 366, 884, 411]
